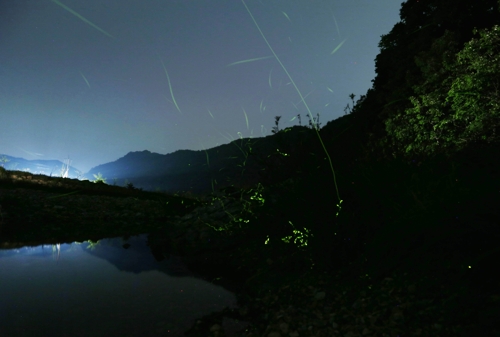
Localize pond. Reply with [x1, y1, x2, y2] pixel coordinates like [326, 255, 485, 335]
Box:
[0, 235, 247, 337]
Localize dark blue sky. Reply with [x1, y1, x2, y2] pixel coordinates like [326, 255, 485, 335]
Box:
[0, 0, 403, 173]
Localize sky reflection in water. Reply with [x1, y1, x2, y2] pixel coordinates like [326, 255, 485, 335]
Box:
[0, 235, 240, 337]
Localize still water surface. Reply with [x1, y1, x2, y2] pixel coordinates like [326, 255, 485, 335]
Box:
[0, 235, 240, 337]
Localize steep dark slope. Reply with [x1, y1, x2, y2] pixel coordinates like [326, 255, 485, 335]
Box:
[351, 0, 500, 160]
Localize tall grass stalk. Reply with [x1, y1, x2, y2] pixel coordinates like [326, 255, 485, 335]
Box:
[241, 0, 342, 216]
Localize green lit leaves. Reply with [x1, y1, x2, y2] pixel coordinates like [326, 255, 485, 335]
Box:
[241, 0, 341, 209]
[281, 221, 313, 248]
[248, 184, 265, 207]
[387, 92, 453, 156]
[384, 25, 500, 158]
[85, 239, 101, 250]
[445, 25, 500, 144]
[0, 156, 10, 169]
[92, 172, 107, 184]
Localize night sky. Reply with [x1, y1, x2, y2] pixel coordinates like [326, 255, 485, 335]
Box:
[1, 0, 403, 173]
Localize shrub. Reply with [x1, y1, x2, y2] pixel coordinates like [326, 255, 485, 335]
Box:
[0, 166, 8, 180]
[92, 172, 107, 184]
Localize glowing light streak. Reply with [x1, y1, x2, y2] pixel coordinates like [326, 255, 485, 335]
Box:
[50, 0, 113, 38]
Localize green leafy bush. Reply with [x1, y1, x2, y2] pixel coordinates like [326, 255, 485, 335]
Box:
[384, 26, 500, 159]
[92, 172, 107, 184]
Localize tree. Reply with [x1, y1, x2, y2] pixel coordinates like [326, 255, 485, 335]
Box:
[384, 25, 500, 158]
[350, 0, 500, 160]
[445, 26, 500, 146]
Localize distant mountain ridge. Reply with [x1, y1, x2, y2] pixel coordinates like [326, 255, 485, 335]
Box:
[84, 125, 319, 195]
[2, 120, 350, 196]
[0, 154, 81, 178]
[83, 149, 210, 193]
[84, 141, 263, 195]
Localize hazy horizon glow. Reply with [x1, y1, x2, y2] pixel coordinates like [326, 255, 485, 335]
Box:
[0, 0, 403, 173]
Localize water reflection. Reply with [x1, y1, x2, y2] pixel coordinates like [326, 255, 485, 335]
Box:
[0, 235, 238, 337]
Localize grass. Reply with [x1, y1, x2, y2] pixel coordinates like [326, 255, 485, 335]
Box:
[240, 0, 342, 218]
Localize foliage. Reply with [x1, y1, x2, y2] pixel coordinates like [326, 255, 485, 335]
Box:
[241, 0, 341, 215]
[0, 155, 10, 168]
[271, 116, 281, 134]
[85, 240, 101, 251]
[351, 0, 500, 160]
[308, 113, 321, 130]
[92, 172, 107, 184]
[445, 25, 500, 144]
[255, 111, 325, 187]
[279, 221, 313, 249]
[126, 182, 142, 190]
[247, 125, 317, 187]
[384, 26, 500, 158]
[343, 93, 357, 115]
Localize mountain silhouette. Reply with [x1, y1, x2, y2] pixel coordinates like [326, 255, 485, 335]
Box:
[83, 125, 319, 195]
